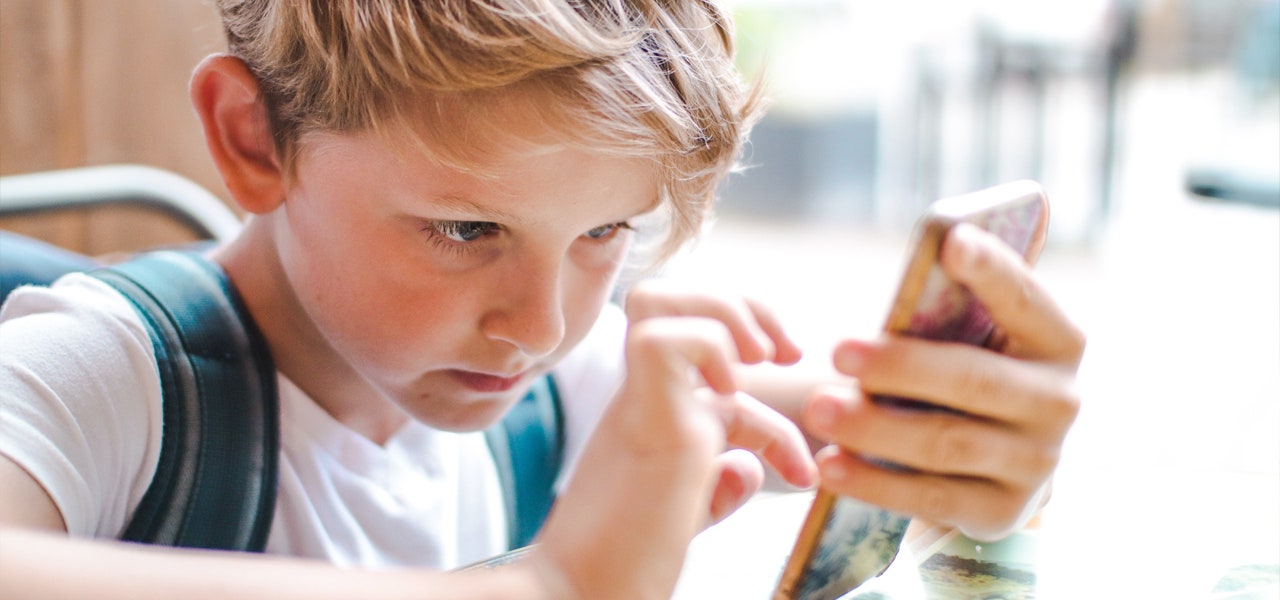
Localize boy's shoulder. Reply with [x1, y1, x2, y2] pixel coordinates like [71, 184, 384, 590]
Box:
[0, 256, 171, 380]
[1, 272, 154, 353]
[0, 272, 164, 538]
[3, 251, 279, 550]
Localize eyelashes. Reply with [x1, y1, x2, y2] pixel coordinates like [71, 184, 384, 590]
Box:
[419, 220, 497, 257]
[584, 221, 634, 241]
[420, 220, 635, 257]
[430, 220, 500, 243]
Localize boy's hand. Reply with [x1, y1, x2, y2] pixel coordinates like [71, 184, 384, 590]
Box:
[803, 223, 1085, 541]
[622, 284, 820, 523]
[534, 282, 817, 600]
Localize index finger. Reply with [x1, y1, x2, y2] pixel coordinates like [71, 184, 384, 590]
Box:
[625, 281, 802, 366]
[712, 391, 818, 489]
[941, 223, 1085, 364]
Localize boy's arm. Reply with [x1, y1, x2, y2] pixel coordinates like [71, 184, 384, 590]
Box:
[0, 455, 66, 533]
[0, 455, 560, 600]
[0, 527, 558, 600]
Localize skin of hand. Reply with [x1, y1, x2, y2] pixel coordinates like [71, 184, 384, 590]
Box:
[802, 223, 1085, 542]
[531, 281, 819, 600]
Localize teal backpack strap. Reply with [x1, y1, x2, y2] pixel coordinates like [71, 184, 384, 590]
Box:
[90, 250, 278, 551]
[485, 375, 564, 550]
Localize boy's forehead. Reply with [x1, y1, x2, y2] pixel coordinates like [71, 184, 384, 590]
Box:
[397, 83, 560, 140]
[297, 127, 660, 208]
[388, 80, 665, 173]
[293, 82, 664, 215]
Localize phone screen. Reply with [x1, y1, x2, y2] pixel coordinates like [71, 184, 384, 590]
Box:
[772, 181, 1048, 600]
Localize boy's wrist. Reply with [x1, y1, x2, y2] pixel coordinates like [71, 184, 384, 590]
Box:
[522, 548, 581, 600]
[452, 549, 578, 600]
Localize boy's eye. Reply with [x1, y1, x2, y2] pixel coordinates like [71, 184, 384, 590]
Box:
[431, 220, 498, 242]
[584, 222, 633, 240]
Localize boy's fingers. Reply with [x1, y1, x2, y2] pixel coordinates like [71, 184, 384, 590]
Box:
[813, 446, 1036, 542]
[711, 391, 818, 489]
[623, 317, 817, 498]
[626, 317, 740, 395]
[744, 297, 803, 365]
[625, 282, 798, 365]
[705, 449, 765, 527]
[831, 337, 1081, 433]
[940, 224, 1085, 364]
[803, 388, 1060, 488]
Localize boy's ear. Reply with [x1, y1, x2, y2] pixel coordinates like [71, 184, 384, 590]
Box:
[190, 54, 285, 215]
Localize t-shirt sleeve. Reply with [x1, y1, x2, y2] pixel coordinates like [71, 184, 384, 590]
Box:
[0, 274, 163, 538]
[551, 301, 626, 493]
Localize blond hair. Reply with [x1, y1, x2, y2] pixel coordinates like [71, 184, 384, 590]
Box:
[214, 0, 764, 259]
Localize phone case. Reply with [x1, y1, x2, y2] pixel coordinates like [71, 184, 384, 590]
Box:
[772, 180, 1049, 600]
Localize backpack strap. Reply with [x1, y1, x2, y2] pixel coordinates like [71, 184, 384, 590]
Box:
[90, 251, 278, 551]
[0, 231, 97, 298]
[485, 375, 564, 550]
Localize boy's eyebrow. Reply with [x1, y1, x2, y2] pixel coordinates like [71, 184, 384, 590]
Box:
[429, 193, 531, 226]
[427, 193, 661, 226]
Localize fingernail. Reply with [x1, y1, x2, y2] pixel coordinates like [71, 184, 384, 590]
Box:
[820, 455, 849, 482]
[833, 340, 867, 375]
[809, 400, 838, 433]
[945, 223, 982, 268]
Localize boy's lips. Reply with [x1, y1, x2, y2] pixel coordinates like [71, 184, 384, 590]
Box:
[449, 370, 526, 393]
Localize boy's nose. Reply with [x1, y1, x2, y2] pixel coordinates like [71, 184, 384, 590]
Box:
[479, 261, 566, 358]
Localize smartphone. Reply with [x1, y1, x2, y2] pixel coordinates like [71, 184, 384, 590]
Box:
[771, 180, 1050, 600]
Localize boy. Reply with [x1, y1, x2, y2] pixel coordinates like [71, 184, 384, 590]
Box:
[0, 1, 1083, 598]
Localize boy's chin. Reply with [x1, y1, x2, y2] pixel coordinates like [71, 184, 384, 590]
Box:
[406, 393, 523, 433]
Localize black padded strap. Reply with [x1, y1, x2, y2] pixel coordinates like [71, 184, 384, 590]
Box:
[91, 251, 278, 551]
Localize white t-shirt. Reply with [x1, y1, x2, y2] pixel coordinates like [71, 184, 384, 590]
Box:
[0, 273, 624, 569]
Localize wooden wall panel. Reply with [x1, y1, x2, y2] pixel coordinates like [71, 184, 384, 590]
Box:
[0, 0, 87, 249]
[78, 1, 227, 198]
[0, 0, 81, 174]
[0, 0, 232, 255]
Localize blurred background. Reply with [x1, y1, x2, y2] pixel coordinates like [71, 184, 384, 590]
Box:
[1, 0, 1277, 596]
[670, 1, 1280, 596]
